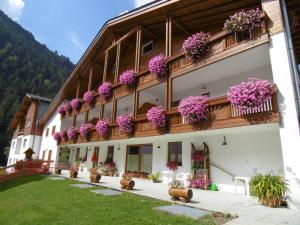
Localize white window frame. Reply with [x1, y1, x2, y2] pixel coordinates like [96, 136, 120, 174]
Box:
[142, 40, 153, 56]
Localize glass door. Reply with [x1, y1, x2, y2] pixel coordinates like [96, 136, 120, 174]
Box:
[126, 145, 139, 174]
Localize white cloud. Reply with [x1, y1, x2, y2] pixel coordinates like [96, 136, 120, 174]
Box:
[0, 0, 25, 21]
[133, 0, 155, 8]
[69, 30, 85, 52]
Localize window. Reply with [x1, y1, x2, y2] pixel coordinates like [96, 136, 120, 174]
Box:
[88, 106, 101, 125]
[61, 117, 73, 131]
[75, 112, 85, 128]
[106, 146, 114, 163]
[138, 83, 166, 115]
[103, 102, 113, 122]
[23, 139, 27, 148]
[45, 128, 49, 137]
[168, 142, 182, 166]
[142, 40, 153, 56]
[51, 126, 56, 135]
[116, 94, 134, 118]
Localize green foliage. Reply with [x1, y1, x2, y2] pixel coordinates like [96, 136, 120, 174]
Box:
[0, 10, 74, 165]
[250, 173, 288, 206]
[148, 172, 161, 183]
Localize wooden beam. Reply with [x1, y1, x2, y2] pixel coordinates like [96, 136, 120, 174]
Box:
[142, 27, 159, 39]
[88, 66, 93, 91]
[165, 17, 169, 56]
[172, 18, 189, 34]
[135, 25, 142, 73]
[103, 51, 108, 82]
[165, 16, 172, 57]
[76, 80, 80, 99]
[168, 16, 172, 57]
[114, 42, 121, 83]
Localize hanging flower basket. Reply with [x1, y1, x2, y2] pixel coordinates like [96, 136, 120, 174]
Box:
[119, 69, 136, 88]
[67, 127, 79, 142]
[147, 105, 166, 128]
[166, 161, 178, 171]
[227, 78, 273, 113]
[79, 123, 93, 140]
[60, 129, 68, 142]
[178, 96, 209, 124]
[98, 81, 113, 99]
[182, 32, 211, 62]
[53, 132, 62, 143]
[64, 102, 72, 114]
[71, 98, 81, 111]
[116, 113, 134, 134]
[192, 151, 204, 161]
[148, 54, 168, 77]
[83, 91, 96, 105]
[57, 105, 66, 116]
[95, 119, 109, 137]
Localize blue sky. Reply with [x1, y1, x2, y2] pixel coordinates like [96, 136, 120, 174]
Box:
[0, 0, 154, 63]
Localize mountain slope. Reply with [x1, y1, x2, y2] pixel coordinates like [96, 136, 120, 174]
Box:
[0, 10, 74, 164]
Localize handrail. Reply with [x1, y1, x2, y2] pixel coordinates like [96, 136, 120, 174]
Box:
[210, 162, 235, 181]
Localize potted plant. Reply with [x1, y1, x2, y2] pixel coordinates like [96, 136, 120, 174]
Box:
[79, 123, 93, 140]
[95, 119, 110, 138]
[53, 132, 62, 144]
[98, 81, 112, 99]
[55, 165, 62, 175]
[90, 167, 101, 183]
[57, 105, 66, 116]
[67, 127, 79, 142]
[188, 176, 211, 190]
[60, 129, 68, 142]
[71, 98, 81, 111]
[250, 173, 288, 207]
[64, 102, 72, 114]
[169, 180, 193, 203]
[106, 162, 117, 176]
[227, 78, 273, 114]
[178, 96, 209, 124]
[148, 172, 161, 183]
[116, 113, 134, 134]
[119, 69, 136, 89]
[182, 31, 211, 62]
[120, 175, 135, 190]
[148, 54, 168, 78]
[70, 164, 78, 178]
[147, 105, 167, 131]
[83, 91, 96, 106]
[166, 161, 178, 171]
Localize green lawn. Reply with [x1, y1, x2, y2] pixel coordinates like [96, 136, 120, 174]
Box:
[0, 175, 222, 225]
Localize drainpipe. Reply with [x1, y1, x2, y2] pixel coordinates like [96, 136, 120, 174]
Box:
[280, 0, 300, 120]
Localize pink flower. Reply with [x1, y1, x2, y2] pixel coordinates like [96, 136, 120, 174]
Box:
[71, 98, 81, 111]
[192, 151, 204, 161]
[182, 32, 211, 61]
[64, 102, 72, 113]
[67, 127, 79, 141]
[83, 91, 95, 105]
[119, 69, 136, 87]
[60, 129, 68, 141]
[79, 123, 93, 138]
[95, 119, 109, 137]
[147, 106, 166, 128]
[57, 105, 66, 115]
[98, 82, 112, 99]
[116, 113, 134, 134]
[148, 54, 167, 77]
[227, 78, 273, 113]
[166, 161, 177, 171]
[53, 132, 62, 143]
[189, 176, 211, 189]
[178, 96, 209, 123]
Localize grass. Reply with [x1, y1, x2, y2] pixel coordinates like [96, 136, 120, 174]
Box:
[0, 175, 222, 225]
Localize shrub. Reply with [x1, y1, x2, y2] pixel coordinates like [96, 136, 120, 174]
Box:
[71, 98, 81, 111]
[83, 91, 95, 105]
[98, 81, 112, 99]
[227, 78, 273, 113]
[57, 105, 66, 115]
[178, 96, 209, 123]
[182, 32, 211, 61]
[53, 132, 61, 143]
[116, 113, 134, 134]
[119, 69, 136, 88]
[67, 127, 79, 141]
[148, 172, 161, 183]
[95, 119, 109, 137]
[148, 54, 168, 77]
[79, 123, 93, 139]
[166, 161, 177, 171]
[147, 105, 166, 128]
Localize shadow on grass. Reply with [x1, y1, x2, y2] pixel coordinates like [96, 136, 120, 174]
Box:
[0, 175, 47, 192]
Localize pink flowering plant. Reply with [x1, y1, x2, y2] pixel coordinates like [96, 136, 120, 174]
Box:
[166, 161, 178, 171]
[192, 151, 205, 161]
[71, 98, 81, 111]
[178, 96, 209, 123]
[147, 105, 166, 128]
[57, 105, 66, 116]
[119, 69, 136, 88]
[60, 129, 68, 141]
[116, 113, 134, 134]
[95, 119, 109, 137]
[148, 54, 168, 77]
[189, 176, 211, 189]
[224, 8, 263, 33]
[64, 102, 72, 114]
[98, 81, 112, 99]
[79, 123, 93, 139]
[83, 91, 95, 105]
[182, 32, 211, 62]
[53, 132, 62, 143]
[227, 78, 273, 113]
[67, 127, 79, 141]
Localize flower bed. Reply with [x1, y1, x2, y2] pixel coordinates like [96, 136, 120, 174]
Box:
[119, 69, 136, 88]
[147, 105, 166, 128]
[71, 98, 81, 111]
[79, 123, 93, 139]
[182, 32, 211, 62]
[95, 119, 109, 137]
[98, 81, 112, 99]
[67, 127, 79, 141]
[178, 96, 209, 123]
[227, 78, 273, 113]
[148, 54, 167, 77]
[116, 113, 134, 134]
[83, 91, 95, 105]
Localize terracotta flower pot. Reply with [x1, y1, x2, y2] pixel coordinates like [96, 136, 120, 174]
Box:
[90, 173, 101, 183]
[169, 187, 193, 203]
[120, 178, 135, 190]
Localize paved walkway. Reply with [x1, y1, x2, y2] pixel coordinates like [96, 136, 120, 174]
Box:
[59, 171, 300, 225]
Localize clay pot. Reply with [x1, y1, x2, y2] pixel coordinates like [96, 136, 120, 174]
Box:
[90, 173, 101, 183]
[70, 170, 78, 178]
[169, 187, 193, 203]
[120, 178, 135, 190]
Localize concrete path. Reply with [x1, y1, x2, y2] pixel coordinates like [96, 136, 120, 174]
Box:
[59, 170, 300, 225]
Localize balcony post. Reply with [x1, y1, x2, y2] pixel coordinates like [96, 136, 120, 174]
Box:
[88, 66, 93, 91]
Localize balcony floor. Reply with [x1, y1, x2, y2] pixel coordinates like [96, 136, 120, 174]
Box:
[59, 170, 300, 225]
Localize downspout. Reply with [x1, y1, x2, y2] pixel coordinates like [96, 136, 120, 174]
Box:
[280, 0, 300, 120]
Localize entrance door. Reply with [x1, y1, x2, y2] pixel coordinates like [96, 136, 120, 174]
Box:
[126, 144, 153, 178]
